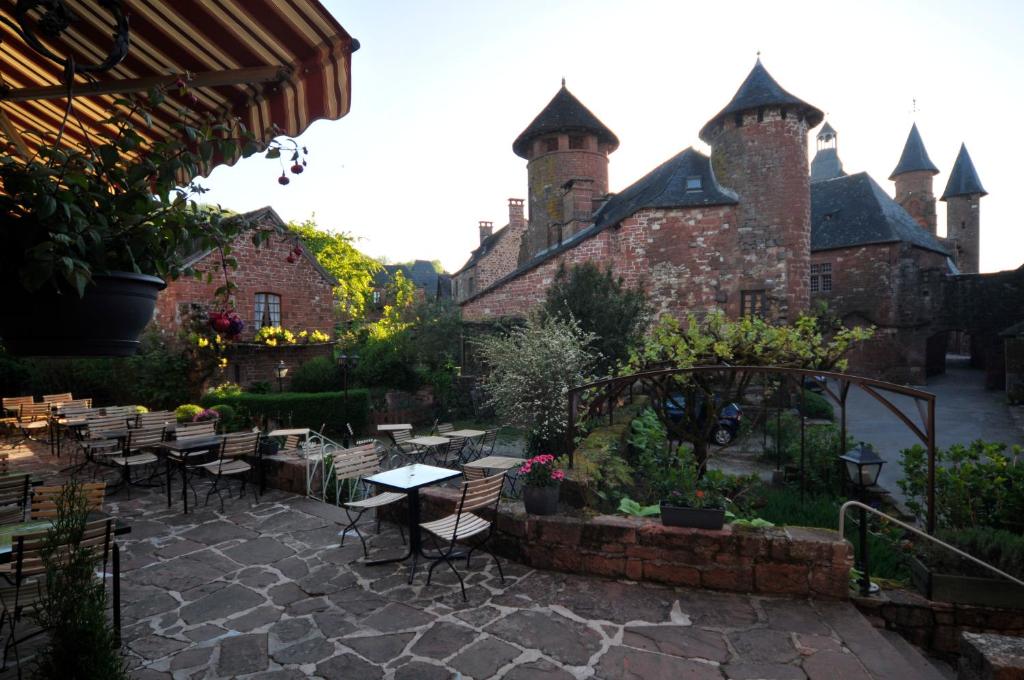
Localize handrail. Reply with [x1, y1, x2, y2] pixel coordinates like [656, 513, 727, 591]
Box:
[839, 500, 1024, 589]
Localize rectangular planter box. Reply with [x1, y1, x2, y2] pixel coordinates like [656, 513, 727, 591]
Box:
[660, 502, 725, 530]
[910, 555, 1024, 610]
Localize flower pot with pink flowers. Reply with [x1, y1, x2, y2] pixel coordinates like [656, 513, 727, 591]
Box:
[518, 454, 565, 515]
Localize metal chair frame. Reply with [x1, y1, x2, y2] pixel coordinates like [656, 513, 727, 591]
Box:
[196, 432, 260, 511]
[335, 443, 406, 558]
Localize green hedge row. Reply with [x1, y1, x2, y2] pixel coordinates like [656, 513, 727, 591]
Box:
[199, 389, 369, 436]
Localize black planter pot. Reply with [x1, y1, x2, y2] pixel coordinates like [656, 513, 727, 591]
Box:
[660, 501, 726, 530]
[523, 484, 560, 515]
[0, 272, 166, 357]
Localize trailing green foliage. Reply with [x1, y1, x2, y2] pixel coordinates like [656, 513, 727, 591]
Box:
[573, 433, 634, 511]
[30, 483, 129, 679]
[288, 356, 342, 393]
[199, 390, 369, 437]
[541, 263, 649, 376]
[899, 440, 1024, 531]
[618, 497, 660, 517]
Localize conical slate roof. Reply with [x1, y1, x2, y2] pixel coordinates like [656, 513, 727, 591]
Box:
[512, 85, 619, 158]
[941, 143, 987, 200]
[699, 59, 823, 142]
[889, 123, 939, 179]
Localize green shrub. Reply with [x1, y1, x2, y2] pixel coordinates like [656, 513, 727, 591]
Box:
[766, 412, 848, 496]
[248, 381, 272, 394]
[209, 404, 239, 430]
[200, 389, 370, 437]
[207, 382, 243, 399]
[930, 527, 1024, 580]
[800, 389, 834, 420]
[288, 357, 341, 393]
[353, 330, 419, 391]
[175, 404, 203, 423]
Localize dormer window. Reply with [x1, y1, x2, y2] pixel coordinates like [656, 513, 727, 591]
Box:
[544, 137, 559, 153]
[569, 135, 585, 150]
[685, 176, 702, 191]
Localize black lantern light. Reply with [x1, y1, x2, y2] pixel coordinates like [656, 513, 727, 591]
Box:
[840, 441, 885, 595]
[274, 360, 288, 392]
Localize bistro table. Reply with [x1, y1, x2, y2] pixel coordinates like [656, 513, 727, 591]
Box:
[405, 435, 451, 465]
[363, 463, 461, 582]
[376, 424, 413, 432]
[446, 429, 487, 461]
[161, 435, 222, 514]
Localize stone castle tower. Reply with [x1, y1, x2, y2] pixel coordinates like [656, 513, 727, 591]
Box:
[512, 82, 619, 264]
[810, 122, 844, 182]
[890, 123, 940, 234]
[941, 143, 986, 274]
[699, 59, 823, 321]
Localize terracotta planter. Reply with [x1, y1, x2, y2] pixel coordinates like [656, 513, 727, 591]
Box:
[523, 484, 560, 515]
[0, 271, 165, 357]
[660, 501, 725, 530]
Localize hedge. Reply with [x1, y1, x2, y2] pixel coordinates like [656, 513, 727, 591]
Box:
[200, 389, 369, 436]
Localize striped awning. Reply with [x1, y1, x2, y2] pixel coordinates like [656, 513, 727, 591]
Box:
[0, 0, 355, 169]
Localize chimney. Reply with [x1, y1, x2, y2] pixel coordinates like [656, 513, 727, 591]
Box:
[478, 220, 493, 244]
[508, 198, 525, 227]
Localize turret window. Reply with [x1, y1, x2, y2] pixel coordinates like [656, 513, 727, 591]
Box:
[810, 263, 832, 293]
[569, 135, 585, 150]
[544, 137, 559, 153]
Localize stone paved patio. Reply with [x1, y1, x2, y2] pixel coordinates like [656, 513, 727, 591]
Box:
[6, 440, 935, 679]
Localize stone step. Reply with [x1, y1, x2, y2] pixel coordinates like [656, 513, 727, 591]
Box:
[815, 600, 944, 679]
[879, 628, 955, 680]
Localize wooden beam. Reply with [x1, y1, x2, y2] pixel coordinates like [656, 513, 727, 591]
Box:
[0, 66, 291, 103]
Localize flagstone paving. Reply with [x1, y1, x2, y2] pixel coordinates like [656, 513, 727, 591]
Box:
[6, 440, 933, 679]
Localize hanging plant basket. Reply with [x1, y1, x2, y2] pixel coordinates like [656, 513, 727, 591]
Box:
[0, 272, 166, 357]
[209, 310, 244, 339]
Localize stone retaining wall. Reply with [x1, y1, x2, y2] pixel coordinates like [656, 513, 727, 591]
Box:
[404, 487, 853, 599]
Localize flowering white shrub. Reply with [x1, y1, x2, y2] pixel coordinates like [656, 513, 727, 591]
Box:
[476, 315, 598, 452]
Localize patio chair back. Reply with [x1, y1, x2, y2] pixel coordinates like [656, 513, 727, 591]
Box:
[392, 429, 413, 445]
[220, 431, 260, 461]
[136, 410, 175, 429]
[457, 472, 506, 513]
[55, 398, 91, 410]
[126, 426, 166, 454]
[441, 436, 467, 466]
[101, 406, 135, 422]
[2, 396, 34, 416]
[85, 414, 127, 436]
[436, 422, 454, 435]
[177, 421, 217, 438]
[42, 393, 72, 404]
[0, 451, 7, 475]
[11, 517, 113, 580]
[18, 403, 51, 424]
[0, 473, 31, 524]
[333, 444, 381, 483]
[61, 404, 96, 418]
[462, 465, 486, 481]
[30, 482, 106, 520]
[480, 428, 499, 456]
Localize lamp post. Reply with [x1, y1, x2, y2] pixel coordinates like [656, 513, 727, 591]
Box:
[840, 442, 886, 595]
[338, 354, 358, 445]
[275, 360, 288, 393]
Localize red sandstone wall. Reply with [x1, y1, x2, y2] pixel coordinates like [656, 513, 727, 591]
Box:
[154, 232, 337, 341]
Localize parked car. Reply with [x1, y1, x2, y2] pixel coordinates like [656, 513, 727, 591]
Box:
[805, 375, 828, 393]
[663, 394, 743, 446]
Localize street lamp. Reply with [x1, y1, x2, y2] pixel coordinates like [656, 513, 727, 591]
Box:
[840, 442, 886, 595]
[275, 360, 288, 393]
[338, 354, 358, 444]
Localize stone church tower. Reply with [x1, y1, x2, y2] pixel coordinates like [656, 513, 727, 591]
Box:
[890, 123, 939, 234]
[699, 58, 823, 321]
[941, 143, 986, 273]
[512, 82, 619, 264]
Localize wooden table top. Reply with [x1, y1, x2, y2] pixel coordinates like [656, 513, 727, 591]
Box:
[406, 435, 450, 447]
[463, 456, 524, 470]
[446, 429, 486, 438]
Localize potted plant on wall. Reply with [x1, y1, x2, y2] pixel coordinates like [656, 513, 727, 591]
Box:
[660, 450, 727, 530]
[519, 454, 565, 515]
[0, 82, 306, 356]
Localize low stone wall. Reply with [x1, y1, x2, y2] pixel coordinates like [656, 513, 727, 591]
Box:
[406, 486, 853, 599]
[854, 589, 1024, 660]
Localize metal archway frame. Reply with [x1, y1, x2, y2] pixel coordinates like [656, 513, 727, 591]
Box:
[567, 366, 938, 533]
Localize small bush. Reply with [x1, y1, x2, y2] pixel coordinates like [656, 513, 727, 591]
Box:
[175, 404, 203, 423]
[208, 403, 236, 426]
[200, 389, 370, 437]
[289, 357, 341, 393]
[931, 527, 1024, 580]
[207, 382, 243, 400]
[800, 389, 834, 420]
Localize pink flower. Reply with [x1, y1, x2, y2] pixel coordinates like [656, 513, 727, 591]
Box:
[551, 470, 565, 481]
[520, 463, 533, 474]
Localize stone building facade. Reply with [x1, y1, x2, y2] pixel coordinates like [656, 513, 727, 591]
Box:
[455, 60, 1023, 386]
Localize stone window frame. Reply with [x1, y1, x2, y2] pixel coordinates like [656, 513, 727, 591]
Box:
[740, 289, 767, 318]
[810, 263, 833, 294]
[254, 292, 281, 329]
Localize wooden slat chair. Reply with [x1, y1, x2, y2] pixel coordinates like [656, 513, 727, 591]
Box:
[436, 422, 455, 435]
[75, 415, 127, 469]
[101, 426, 165, 493]
[1, 398, 34, 442]
[385, 429, 419, 468]
[0, 518, 113, 674]
[346, 423, 376, 447]
[420, 472, 507, 600]
[135, 410, 175, 429]
[101, 406, 135, 424]
[462, 465, 486, 482]
[176, 420, 217, 439]
[10, 403, 51, 449]
[194, 431, 260, 511]
[479, 428, 499, 458]
[53, 398, 91, 412]
[335, 444, 406, 558]
[0, 474, 31, 525]
[437, 435, 468, 468]
[30, 482, 105, 520]
[41, 393, 72, 404]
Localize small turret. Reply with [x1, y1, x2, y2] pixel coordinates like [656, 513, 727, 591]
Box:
[811, 121, 845, 182]
[941, 143, 987, 273]
[890, 123, 939, 235]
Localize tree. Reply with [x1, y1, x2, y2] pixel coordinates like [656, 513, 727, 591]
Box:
[541, 263, 649, 376]
[477, 314, 598, 453]
[288, 217, 382, 320]
[628, 312, 873, 471]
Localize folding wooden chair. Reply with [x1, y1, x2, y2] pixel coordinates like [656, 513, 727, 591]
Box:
[1, 398, 34, 442]
[8, 404, 51, 450]
[41, 393, 72, 404]
[135, 410, 175, 429]
[0, 474, 31, 525]
[74, 415, 126, 471]
[385, 429, 418, 468]
[176, 421, 217, 438]
[346, 423, 376, 447]
[30, 482, 105, 521]
[462, 465, 486, 481]
[421, 472, 506, 600]
[194, 432, 260, 511]
[101, 426, 165, 494]
[437, 435, 468, 468]
[335, 443, 406, 558]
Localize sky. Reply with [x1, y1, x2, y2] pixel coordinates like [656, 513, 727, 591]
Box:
[199, 0, 1024, 275]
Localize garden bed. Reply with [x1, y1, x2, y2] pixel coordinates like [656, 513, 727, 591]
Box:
[909, 555, 1024, 610]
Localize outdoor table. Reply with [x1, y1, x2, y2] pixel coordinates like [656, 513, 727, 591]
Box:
[161, 435, 223, 514]
[405, 435, 451, 465]
[377, 424, 413, 432]
[463, 455, 524, 495]
[446, 429, 487, 460]
[267, 428, 311, 437]
[363, 463, 461, 582]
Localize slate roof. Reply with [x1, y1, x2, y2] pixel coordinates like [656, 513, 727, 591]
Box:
[374, 260, 449, 299]
[811, 147, 845, 183]
[591, 147, 738, 230]
[699, 59, 823, 142]
[941, 143, 987, 200]
[512, 85, 619, 158]
[811, 172, 950, 256]
[889, 123, 939, 179]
